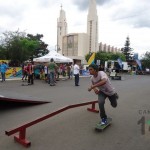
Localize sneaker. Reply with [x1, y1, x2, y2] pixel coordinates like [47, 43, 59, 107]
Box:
[115, 93, 119, 99]
[101, 118, 107, 125]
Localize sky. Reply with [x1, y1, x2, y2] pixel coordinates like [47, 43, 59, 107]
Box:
[0, 0, 150, 57]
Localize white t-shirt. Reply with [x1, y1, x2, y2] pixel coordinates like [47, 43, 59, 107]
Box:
[73, 64, 80, 75]
[44, 66, 48, 74]
[91, 71, 115, 96]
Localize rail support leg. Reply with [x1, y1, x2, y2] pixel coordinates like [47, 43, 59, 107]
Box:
[14, 128, 31, 147]
[87, 102, 99, 113]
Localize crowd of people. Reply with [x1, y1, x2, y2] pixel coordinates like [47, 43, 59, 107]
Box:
[21, 59, 81, 86]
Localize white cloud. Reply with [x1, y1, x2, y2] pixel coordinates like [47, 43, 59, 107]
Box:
[0, 0, 150, 56]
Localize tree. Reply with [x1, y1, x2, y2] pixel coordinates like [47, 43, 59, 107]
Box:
[109, 52, 126, 61]
[141, 51, 150, 69]
[27, 34, 49, 58]
[121, 36, 133, 62]
[0, 45, 7, 59]
[0, 30, 49, 66]
[85, 52, 126, 65]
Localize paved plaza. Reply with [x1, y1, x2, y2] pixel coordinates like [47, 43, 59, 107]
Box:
[0, 75, 150, 150]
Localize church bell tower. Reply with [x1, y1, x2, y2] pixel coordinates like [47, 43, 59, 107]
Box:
[57, 5, 68, 54]
[87, 0, 98, 53]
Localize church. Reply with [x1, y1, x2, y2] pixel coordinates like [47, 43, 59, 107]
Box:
[56, 0, 121, 64]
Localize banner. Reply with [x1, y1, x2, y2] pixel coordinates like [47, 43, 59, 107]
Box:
[88, 53, 95, 65]
[5, 67, 22, 78]
[135, 59, 142, 70]
[117, 58, 123, 69]
[0, 60, 9, 63]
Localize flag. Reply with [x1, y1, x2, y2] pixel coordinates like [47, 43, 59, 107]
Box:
[117, 58, 123, 69]
[88, 53, 95, 65]
[135, 59, 142, 70]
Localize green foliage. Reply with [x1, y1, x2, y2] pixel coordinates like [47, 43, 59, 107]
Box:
[0, 45, 7, 59]
[85, 53, 90, 62]
[27, 34, 49, 58]
[95, 52, 111, 63]
[121, 36, 133, 61]
[142, 51, 150, 68]
[85, 52, 126, 64]
[110, 52, 126, 61]
[19, 38, 40, 61]
[0, 30, 49, 65]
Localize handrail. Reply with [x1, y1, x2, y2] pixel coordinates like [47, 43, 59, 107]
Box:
[5, 100, 99, 147]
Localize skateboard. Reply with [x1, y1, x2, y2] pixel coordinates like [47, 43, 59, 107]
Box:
[95, 117, 112, 131]
[21, 83, 31, 86]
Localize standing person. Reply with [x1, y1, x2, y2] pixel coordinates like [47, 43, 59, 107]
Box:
[73, 62, 80, 86]
[48, 58, 58, 86]
[22, 64, 28, 81]
[67, 64, 71, 79]
[99, 64, 104, 71]
[27, 62, 34, 85]
[44, 64, 48, 82]
[88, 64, 119, 125]
[70, 63, 74, 79]
[62, 64, 66, 77]
[0, 61, 8, 82]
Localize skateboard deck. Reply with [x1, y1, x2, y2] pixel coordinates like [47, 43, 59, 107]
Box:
[21, 83, 31, 86]
[95, 117, 112, 131]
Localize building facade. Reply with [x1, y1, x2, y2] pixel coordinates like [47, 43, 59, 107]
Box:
[57, 0, 121, 63]
[62, 33, 88, 63]
[99, 42, 121, 53]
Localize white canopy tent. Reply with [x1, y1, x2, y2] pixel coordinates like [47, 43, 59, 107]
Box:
[33, 50, 73, 63]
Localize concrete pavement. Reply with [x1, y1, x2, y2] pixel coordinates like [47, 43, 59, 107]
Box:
[0, 75, 150, 150]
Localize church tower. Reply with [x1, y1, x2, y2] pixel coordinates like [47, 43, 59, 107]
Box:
[87, 0, 98, 53]
[57, 5, 67, 54]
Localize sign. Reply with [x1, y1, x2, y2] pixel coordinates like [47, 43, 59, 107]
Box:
[5, 67, 22, 78]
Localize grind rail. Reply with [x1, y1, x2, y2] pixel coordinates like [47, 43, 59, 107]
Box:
[5, 100, 99, 147]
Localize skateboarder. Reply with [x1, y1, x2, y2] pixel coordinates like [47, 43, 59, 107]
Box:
[88, 64, 119, 125]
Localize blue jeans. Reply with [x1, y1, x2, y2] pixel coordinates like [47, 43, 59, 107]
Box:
[74, 74, 79, 85]
[1, 72, 5, 81]
[49, 71, 55, 85]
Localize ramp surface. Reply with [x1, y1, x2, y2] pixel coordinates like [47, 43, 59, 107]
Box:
[0, 94, 50, 104]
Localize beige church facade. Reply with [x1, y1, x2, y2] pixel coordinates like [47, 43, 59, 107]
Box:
[57, 0, 121, 63]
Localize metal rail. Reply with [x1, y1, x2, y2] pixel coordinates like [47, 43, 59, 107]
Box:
[5, 100, 99, 147]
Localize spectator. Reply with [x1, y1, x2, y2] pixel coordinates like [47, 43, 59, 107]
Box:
[73, 62, 80, 86]
[0, 61, 8, 82]
[48, 58, 58, 86]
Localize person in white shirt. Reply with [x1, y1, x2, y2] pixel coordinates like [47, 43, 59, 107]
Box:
[44, 64, 48, 81]
[73, 62, 80, 86]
